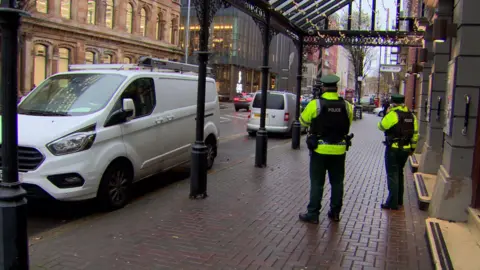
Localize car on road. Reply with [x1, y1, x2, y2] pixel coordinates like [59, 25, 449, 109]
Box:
[246, 91, 298, 137]
[373, 107, 385, 117]
[233, 93, 254, 112]
[300, 94, 312, 112]
[15, 58, 220, 210]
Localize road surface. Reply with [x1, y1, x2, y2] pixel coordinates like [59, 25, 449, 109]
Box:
[27, 102, 291, 236]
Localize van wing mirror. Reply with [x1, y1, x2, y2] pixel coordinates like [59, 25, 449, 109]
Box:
[122, 98, 135, 118]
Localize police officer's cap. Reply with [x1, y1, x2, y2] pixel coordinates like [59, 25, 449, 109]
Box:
[390, 94, 405, 104]
[319, 74, 340, 87]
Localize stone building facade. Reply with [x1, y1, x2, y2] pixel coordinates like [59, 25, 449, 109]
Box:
[406, 0, 480, 267]
[11, 0, 183, 96]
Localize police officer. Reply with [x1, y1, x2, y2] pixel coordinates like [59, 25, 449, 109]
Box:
[378, 94, 419, 210]
[298, 74, 354, 224]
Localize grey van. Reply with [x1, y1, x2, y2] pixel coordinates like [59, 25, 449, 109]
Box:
[246, 91, 298, 136]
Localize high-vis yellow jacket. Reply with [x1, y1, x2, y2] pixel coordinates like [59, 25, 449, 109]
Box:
[378, 105, 419, 149]
[300, 92, 354, 155]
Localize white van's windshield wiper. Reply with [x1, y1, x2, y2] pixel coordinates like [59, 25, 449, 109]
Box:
[19, 109, 70, 116]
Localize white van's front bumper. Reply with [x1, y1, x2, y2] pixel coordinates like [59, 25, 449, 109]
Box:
[247, 123, 289, 133]
[20, 147, 103, 201]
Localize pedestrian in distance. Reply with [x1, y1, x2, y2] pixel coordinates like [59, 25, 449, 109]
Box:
[378, 94, 419, 210]
[298, 74, 354, 224]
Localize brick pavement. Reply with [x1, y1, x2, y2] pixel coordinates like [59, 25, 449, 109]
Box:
[28, 114, 432, 270]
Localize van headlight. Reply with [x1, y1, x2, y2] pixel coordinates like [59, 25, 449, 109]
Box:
[47, 132, 96, 156]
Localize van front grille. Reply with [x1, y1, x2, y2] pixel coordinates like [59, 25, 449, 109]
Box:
[0, 145, 45, 172]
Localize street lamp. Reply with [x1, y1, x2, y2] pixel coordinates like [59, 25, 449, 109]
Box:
[0, 0, 30, 268]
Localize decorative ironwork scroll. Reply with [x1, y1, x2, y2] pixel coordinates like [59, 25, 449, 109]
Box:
[253, 16, 278, 47]
[304, 30, 424, 47]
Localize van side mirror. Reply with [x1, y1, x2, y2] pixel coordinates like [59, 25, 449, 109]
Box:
[122, 98, 135, 118]
[104, 98, 135, 127]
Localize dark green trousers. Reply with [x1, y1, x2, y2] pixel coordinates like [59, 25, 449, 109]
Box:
[384, 147, 410, 208]
[307, 152, 346, 218]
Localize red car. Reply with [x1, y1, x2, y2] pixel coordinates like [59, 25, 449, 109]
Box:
[233, 93, 254, 112]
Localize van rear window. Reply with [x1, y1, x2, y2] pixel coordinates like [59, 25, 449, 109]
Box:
[252, 93, 285, 110]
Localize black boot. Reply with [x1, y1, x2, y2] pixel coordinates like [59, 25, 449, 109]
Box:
[298, 213, 319, 224]
[327, 210, 340, 222]
[381, 203, 399, 210]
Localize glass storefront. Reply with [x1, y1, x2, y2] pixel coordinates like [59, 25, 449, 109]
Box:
[179, 1, 298, 99]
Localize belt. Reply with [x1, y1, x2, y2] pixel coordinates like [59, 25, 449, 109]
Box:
[318, 141, 346, 146]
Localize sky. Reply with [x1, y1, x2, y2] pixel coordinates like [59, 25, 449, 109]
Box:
[335, 0, 401, 76]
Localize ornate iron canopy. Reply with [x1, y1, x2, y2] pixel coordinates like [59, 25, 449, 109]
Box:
[269, 0, 354, 32]
[304, 30, 424, 47]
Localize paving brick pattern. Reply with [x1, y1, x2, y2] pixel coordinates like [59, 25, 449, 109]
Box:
[29, 115, 432, 270]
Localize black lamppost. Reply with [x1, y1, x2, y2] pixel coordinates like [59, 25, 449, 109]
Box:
[189, 0, 227, 198]
[0, 1, 30, 268]
[291, 36, 303, 150]
[254, 12, 276, 168]
[189, 0, 211, 199]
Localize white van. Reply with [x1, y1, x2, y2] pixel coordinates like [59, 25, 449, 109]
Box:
[246, 91, 297, 136]
[14, 60, 220, 210]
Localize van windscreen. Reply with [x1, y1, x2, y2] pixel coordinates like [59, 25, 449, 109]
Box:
[252, 93, 285, 110]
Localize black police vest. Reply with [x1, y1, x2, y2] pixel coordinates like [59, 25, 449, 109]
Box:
[385, 110, 415, 147]
[310, 97, 350, 144]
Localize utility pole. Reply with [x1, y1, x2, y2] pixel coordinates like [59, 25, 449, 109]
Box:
[358, 0, 362, 30]
[184, 0, 191, 63]
[385, 9, 390, 63]
[355, 0, 363, 103]
[377, 47, 382, 98]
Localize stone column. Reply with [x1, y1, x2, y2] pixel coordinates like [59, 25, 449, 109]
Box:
[97, 0, 106, 27]
[429, 0, 480, 222]
[76, 41, 86, 64]
[47, 0, 59, 16]
[76, 0, 87, 23]
[415, 28, 434, 154]
[147, 10, 157, 39]
[114, 0, 125, 32]
[71, 0, 79, 22]
[419, 17, 452, 174]
[51, 46, 59, 75]
[22, 34, 34, 94]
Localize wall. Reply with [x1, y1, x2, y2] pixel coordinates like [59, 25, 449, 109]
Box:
[15, 0, 183, 95]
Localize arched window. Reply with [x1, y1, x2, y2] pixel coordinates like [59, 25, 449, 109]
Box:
[87, 0, 96, 24]
[58, 48, 70, 73]
[85, 51, 96, 64]
[156, 13, 164, 40]
[126, 3, 133, 33]
[33, 44, 48, 86]
[123, 57, 131, 64]
[60, 0, 71, 19]
[36, 0, 48, 13]
[105, 0, 114, 29]
[140, 8, 147, 37]
[103, 54, 112, 64]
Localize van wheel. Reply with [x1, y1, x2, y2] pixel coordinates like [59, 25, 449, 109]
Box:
[97, 160, 133, 211]
[235, 107, 239, 112]
[205, 136, 217, 170]
[248, 131, 256, 137]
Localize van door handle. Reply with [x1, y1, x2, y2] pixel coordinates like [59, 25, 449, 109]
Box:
[167, 115, 174, 121]
[155, 117, 164, 124]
